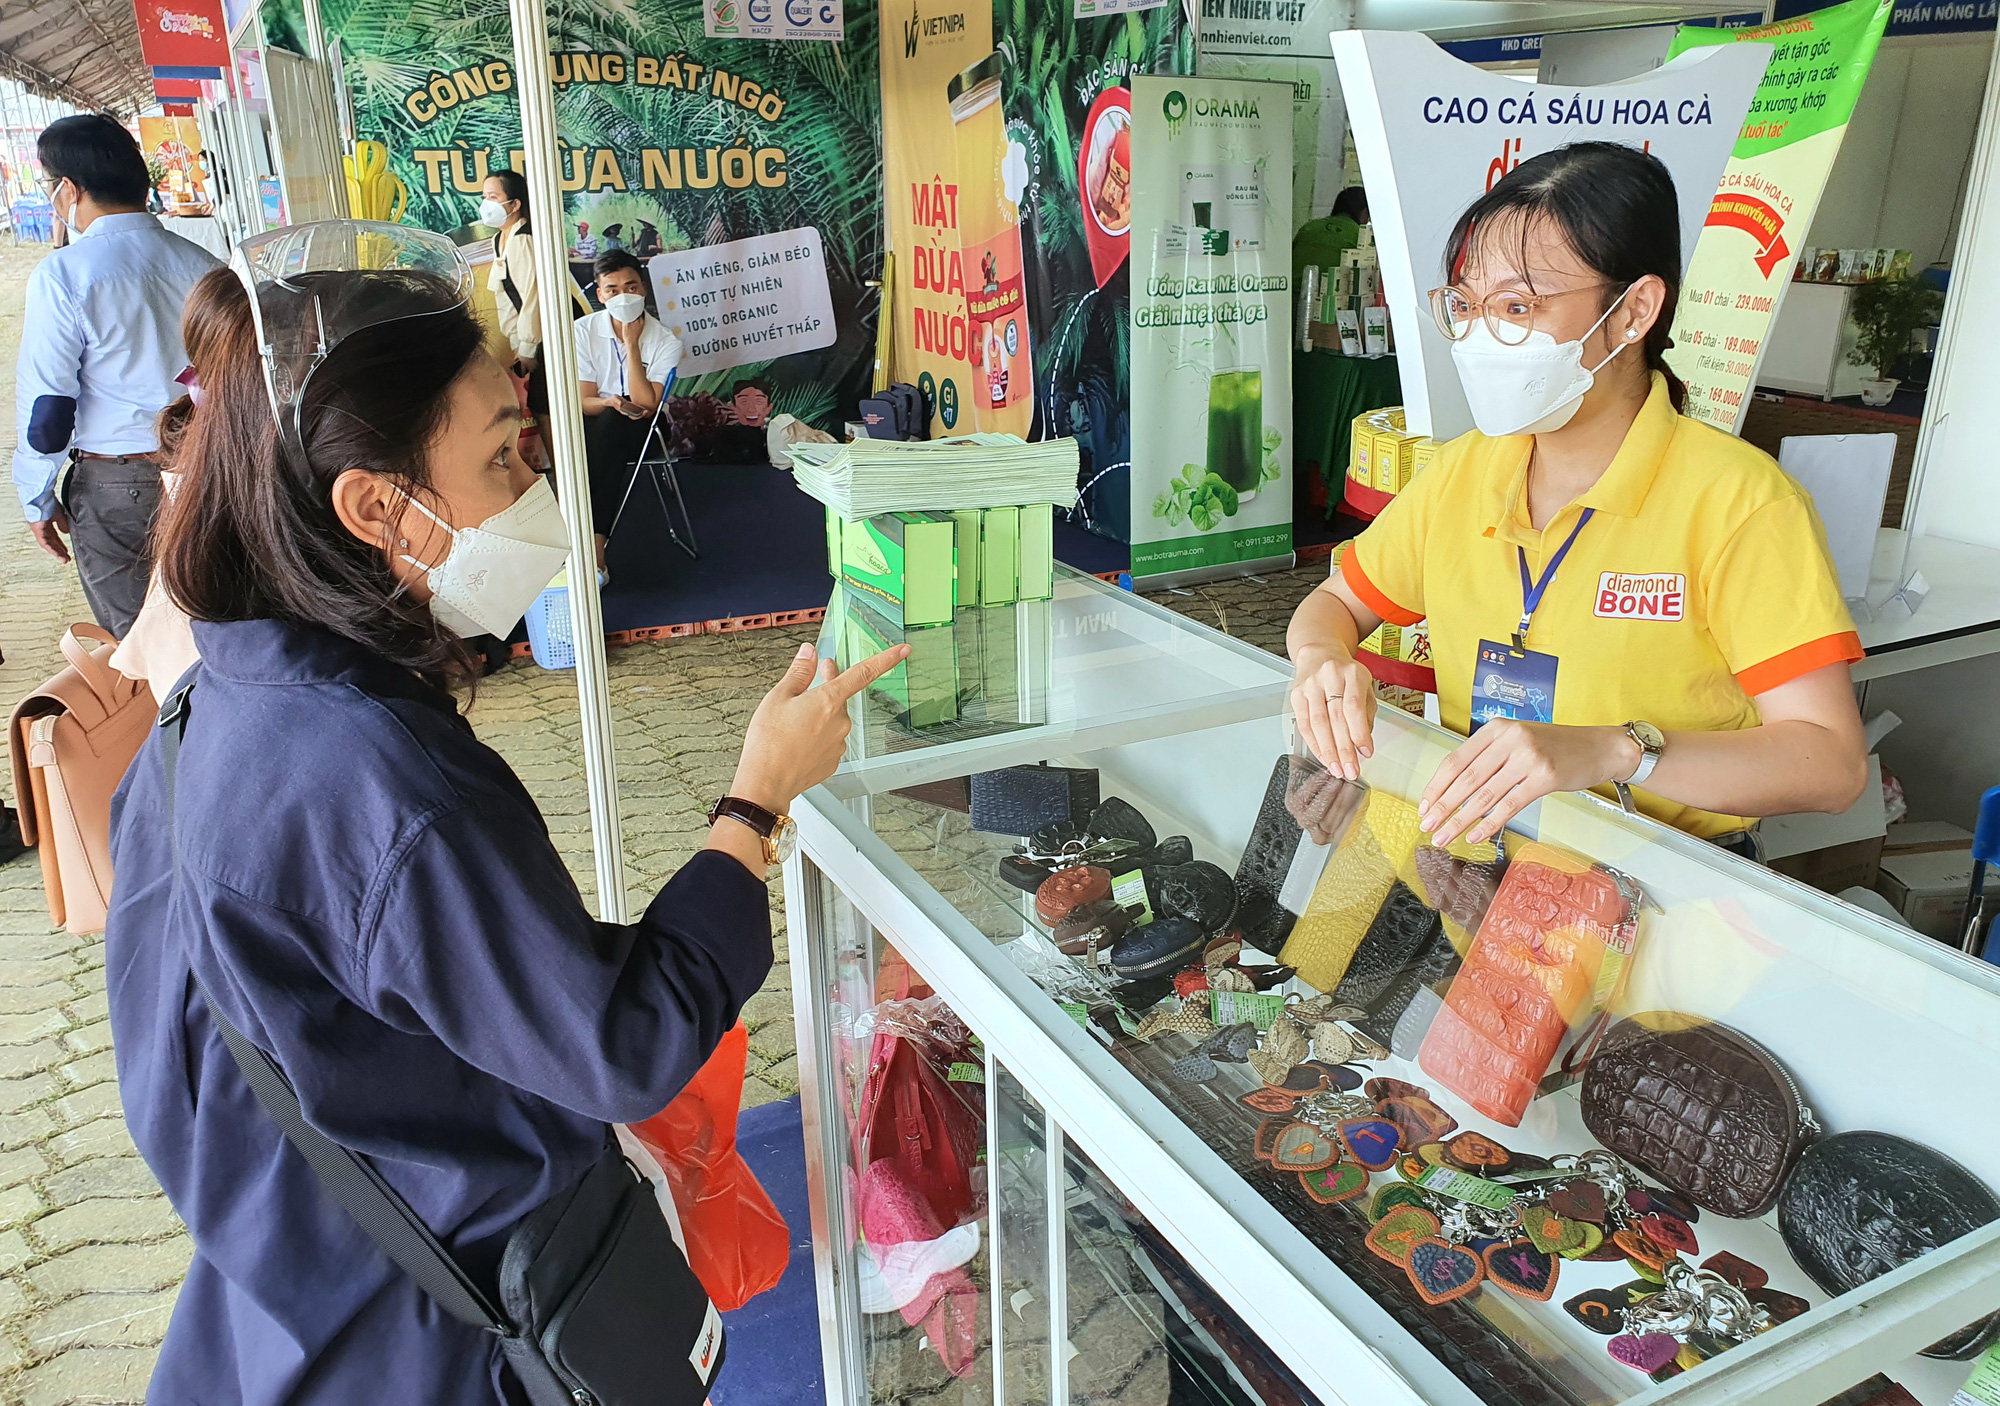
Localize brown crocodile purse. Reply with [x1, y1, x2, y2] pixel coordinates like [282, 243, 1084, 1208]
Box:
[1580, 1013, 1817, 1218]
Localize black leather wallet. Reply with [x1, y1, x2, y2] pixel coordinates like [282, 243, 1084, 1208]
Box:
[968, 765, 1100, 836]
[1778, 1131, 2000, 1359]
[1333, 882, 1459, 1047]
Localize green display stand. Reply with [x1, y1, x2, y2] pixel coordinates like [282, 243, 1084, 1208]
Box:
[1293, 350, 1403, 517]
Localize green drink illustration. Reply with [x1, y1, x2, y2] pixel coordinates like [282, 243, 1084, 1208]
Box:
[1206, 368, 1262, 502]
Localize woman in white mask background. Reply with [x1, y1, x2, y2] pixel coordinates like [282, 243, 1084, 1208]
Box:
[110, 246, 906, 1401]
[1287, 142, 1866, 854]
[480, 169, 546, 458]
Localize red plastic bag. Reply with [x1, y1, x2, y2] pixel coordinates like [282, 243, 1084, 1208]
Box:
[629, 1022, 790, 1311]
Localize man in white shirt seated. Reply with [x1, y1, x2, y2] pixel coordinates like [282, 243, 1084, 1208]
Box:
[13, 115, 220, 635]
[574, 249, 682, 567]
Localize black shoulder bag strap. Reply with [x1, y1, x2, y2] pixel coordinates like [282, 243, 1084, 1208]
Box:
[156, 682, 508, 1338]
[497, 234, 526, 314]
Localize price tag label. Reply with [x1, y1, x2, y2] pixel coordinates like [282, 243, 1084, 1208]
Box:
[1210, 990, 1287, 1031]
[1416, 1164, 1519, 1210]
[947, 1062, 985, 1084]
[1111, 870, 1153, 924]
[1953, 1338, 2000, 1406]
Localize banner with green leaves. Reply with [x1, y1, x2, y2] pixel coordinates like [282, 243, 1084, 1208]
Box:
[265, 0, 882, 434]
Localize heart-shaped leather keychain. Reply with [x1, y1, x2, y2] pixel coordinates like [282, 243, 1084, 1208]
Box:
[1365, 1204, 1440, 1267]
[1338, 1118, 1403, 1171]
[1301, 1163, 1369, 1204]
[1376, 1095, 1457, 1149]
[1269, 1123, 1339, 1173]
[1407, 1238, 1485, 1304]
[1483, 1239, 1560, 1300]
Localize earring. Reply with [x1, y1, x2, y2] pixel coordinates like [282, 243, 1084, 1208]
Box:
[1626, 329, 1638, 339]
[399, 538, 408, 548]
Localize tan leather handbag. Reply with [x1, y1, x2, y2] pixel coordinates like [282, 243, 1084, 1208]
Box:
[10, 625, 155, 934]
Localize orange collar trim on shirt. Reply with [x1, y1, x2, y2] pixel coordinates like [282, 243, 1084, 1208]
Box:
[1479, 372, 1679, 547]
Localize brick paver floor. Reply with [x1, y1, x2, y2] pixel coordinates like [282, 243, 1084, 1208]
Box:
[0, 234, 1327, 1400]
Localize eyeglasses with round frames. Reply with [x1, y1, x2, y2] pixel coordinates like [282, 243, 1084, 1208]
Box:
[1428, 281, 1620, 345]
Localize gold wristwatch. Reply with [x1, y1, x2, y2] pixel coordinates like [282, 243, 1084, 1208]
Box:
[708, 796, 798, 864]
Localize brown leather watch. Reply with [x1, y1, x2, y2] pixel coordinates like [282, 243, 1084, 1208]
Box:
[707, 796, 798, 865]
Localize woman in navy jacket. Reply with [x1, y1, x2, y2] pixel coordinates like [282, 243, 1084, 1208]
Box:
[104, 255, 901, 1404]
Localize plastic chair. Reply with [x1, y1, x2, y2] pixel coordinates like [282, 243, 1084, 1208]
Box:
[604, 368, 698, 560]
[1963, 785, 2000, 963]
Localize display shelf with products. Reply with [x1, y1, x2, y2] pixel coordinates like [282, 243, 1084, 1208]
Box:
[785, 566, 2000, 1406]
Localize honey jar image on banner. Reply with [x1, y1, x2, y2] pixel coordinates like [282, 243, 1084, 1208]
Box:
[949, 52, 1034, 437]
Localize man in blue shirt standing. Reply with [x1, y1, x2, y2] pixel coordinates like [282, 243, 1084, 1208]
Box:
[14, 115, 219, 636]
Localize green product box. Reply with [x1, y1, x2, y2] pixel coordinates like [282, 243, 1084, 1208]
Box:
[949, 509, 984, 603]
[824, 506, 844, 577]
[980, 506, 1019, 607]
[842, 600, 959, 728]
[841, 512, 958, 629]
[971, 601, 1016, 713]
[1017, 503, 1054, 602]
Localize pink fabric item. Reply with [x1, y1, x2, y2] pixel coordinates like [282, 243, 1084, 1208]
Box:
[858, 1158, 980, 1377]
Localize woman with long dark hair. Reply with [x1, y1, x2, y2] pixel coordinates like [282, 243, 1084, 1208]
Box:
[1289, 143, 1866, 852]
[104, 224, 903, 1402]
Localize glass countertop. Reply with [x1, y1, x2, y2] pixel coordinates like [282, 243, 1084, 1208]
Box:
[813, 567, 1290, 797]
[801, 596, 2000, 1406]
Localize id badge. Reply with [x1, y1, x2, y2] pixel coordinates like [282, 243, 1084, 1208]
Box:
[1472, 639, 1557, 729]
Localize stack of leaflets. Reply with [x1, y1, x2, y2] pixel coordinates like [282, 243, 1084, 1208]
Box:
[786, 433, 1080, 517]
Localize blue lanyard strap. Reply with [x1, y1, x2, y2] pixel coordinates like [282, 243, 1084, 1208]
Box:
[1515, 507, 1594, 647]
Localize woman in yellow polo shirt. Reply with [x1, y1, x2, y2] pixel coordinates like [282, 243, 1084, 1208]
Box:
[1289, 142, 1867, 852]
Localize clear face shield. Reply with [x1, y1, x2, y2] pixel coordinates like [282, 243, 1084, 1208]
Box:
[229, 220, 476, 469]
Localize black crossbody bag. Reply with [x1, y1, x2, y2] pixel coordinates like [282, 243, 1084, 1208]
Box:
[157, 681, 724, 1406]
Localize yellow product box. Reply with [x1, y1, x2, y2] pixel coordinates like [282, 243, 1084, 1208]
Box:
[1411, 437, 1439, 480]
[1362, 623, 1401, 659]
[1375, 428, 1420, 494]
[1403, 619, 1432, 665]
[1350, 414, 1376, 485]
[1380, 686, 1427, 718]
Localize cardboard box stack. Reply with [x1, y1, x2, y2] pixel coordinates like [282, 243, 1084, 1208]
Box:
[1875, 822, 1976, 940]
[1309, 225, 1396, 357]
[1347, 406, 1438, 502]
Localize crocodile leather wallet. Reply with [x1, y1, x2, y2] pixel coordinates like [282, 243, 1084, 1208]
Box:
[1779, 1131, 2000, 1359]
[1581, 1014, 1815, 1218]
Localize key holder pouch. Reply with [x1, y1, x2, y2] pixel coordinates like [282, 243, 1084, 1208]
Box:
[1581, 1013, 1817, 1219]
[1778, 1131, 2000, 1360]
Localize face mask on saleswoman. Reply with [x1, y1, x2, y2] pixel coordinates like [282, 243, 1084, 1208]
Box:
[396, 477, 569, 638]
[1450, 286, 1634, 438]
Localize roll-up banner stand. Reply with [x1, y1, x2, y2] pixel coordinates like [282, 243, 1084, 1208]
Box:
[1129, 77, 1296, 585]
[1331, 33, 1770, 443]
[1198, 0, 1349, 231]
[1664, 0, 1894, 433]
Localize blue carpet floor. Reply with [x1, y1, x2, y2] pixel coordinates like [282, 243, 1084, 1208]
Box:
[713, 1096, 822, 1406]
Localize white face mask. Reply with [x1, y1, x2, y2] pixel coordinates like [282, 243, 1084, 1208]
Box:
[1450, 287, 1634, 438]
[396, 477, 569, 638]
[49, 177, 83, 236]
[605, 292, 647, 324]
[479, 198, 510, 228]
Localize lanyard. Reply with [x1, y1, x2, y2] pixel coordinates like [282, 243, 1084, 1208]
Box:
[1515, 507, 1594, 648]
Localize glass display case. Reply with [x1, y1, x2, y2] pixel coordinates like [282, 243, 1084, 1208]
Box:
[784, 566, 2000, 1406]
